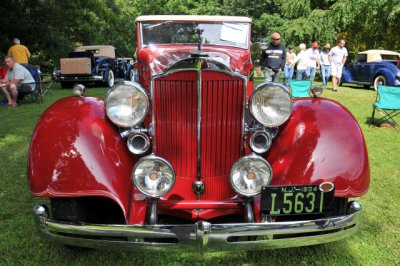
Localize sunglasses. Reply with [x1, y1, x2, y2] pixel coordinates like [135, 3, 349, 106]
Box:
[272, 38, 281, 41]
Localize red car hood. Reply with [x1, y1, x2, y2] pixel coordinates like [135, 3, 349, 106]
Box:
[138, 45, 251, 75]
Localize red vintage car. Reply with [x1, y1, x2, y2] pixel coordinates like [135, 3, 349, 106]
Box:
[29, 15, 370, 250]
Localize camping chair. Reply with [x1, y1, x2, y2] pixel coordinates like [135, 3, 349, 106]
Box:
[289, 80, 312, 98]
[370, 85, 400, 131]
[17, 65, 43, 104]
[39, 71, 54, 95]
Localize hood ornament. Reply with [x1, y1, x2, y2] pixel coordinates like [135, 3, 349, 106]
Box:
[191, 28, 208, 58]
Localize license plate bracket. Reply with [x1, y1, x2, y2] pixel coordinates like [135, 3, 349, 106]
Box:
[260, 184, 335, 216]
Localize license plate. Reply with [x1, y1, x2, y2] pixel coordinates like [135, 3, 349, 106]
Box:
[260, 184, 335, 216]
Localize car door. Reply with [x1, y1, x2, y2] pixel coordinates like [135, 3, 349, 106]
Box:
[352, 54, 369, 82]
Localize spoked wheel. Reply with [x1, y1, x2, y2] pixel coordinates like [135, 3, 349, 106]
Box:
[105, 69, 115, 87]
[129, 68, 137, 82]
[373, 75, 386, 91]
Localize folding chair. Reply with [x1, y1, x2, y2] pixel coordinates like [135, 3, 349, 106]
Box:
[370, 85, 400, 131]
[39, 72, 55, 96]
[17, 65, 43, 104]
[289, 80, 312, 98]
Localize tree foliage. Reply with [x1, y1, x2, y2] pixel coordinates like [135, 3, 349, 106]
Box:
[0, 0, 398, 71]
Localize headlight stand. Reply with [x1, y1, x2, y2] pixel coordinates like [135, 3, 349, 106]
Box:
[243, 197, 255, 223]
[147, 198, 159, 225]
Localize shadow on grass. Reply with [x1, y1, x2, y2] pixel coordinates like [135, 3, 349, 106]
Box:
[365, 115, 399, 131]
[43, 240, 357, 265]
[341, 83, 374, 91]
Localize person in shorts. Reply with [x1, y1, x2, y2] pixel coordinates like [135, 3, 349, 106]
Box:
[0, 55, 35, 107]
[329, 39, 348, 91]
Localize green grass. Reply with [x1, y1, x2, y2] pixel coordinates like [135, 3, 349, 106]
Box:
[0, 78, 399, 265]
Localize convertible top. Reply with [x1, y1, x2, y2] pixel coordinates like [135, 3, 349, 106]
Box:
[136, 15, 252, 23]
[75, 45, 116, 59]
[359, 49, 400, 62]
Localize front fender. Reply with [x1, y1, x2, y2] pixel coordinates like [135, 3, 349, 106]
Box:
[341, 67, 353, 83]
[371, 67, 397, 85]
[266, 98, 370, 197]
[28, 97, 136, 219]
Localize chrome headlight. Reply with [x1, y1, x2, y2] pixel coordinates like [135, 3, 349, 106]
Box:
[249, 83, 292, 127]
[132, 155, 175, 198]
[73, 84, 85, 96]
[105, 81, 149, 127]
[230, 154, 272, 197]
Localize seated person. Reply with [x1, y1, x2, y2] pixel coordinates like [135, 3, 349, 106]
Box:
[397, 55, 400, 67]
[0, 55, 35, 107]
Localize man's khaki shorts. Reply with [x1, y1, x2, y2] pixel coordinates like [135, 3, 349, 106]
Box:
[17, 83, 34, 93]
[331, 63, 343, 78]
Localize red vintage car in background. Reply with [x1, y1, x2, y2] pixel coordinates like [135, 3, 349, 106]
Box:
[29, 15, 370, 250]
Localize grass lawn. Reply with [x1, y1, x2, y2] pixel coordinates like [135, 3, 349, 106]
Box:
[0, 78, 399, 265]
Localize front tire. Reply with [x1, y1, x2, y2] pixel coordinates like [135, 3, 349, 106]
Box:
[373, 75, 386, 91]
[129, 68, 137, 82]
[104, 69, 115, 87]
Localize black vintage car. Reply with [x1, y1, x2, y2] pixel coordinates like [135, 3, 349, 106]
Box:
[54, 45, 137, 88]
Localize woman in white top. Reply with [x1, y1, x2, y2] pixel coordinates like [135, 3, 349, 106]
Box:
[290, 43, 309, 80]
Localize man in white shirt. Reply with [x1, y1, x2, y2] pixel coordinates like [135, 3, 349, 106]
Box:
[329, 39, 348, 91]
[306, 42, 320, 84]
[0, 55, 35, 107]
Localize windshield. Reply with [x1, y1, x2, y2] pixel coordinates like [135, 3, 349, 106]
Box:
[141, 21, 250, 49]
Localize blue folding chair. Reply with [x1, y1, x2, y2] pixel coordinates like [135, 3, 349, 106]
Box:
[370, 85, 400, 131]
[289, 80, 312, 98]
[17, 65, 43, 104]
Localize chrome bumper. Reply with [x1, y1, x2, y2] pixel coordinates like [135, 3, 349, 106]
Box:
[34, 202, 361, 251]
[56, 75, 103, 82]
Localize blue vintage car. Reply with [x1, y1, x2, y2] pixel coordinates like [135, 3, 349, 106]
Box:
[54, 45, 137, 88]
[342, 50, 400, 90]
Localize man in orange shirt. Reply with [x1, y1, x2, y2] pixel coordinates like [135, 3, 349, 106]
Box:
[8, 38, 31, 65]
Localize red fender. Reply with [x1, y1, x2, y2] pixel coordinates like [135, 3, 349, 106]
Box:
[27, 96, 146, 221]
[266, 98, 370, 197]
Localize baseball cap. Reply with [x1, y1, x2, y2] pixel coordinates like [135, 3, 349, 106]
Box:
[312, 42, 318, 48]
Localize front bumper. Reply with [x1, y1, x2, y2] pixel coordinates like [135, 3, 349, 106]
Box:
[34, 202, 361, 251]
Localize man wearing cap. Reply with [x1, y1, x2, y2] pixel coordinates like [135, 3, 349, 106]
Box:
[8, 38, 31, 66]
[320, 44, 331, 87]
[305, 42, 320, 83]
[259, 32, 286, 83]
[329, 39, 348, 91]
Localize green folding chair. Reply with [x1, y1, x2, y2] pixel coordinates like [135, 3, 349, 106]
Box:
[289, 80, 312, 98]
[370, 85, 400, 131]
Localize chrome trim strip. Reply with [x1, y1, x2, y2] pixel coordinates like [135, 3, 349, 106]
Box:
[150, 74, 156, 153]
[197, 59, 202, 180]
[34, 204, 361, 251]
[241, 76, 248, 155]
